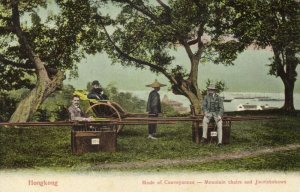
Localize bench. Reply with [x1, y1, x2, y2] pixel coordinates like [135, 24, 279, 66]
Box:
[192, 119, 231, 144]
[71, 125, 117, 154]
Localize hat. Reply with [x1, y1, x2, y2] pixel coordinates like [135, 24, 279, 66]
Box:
[207, 84, 217, 90]
[146, 79, 166, 88]
[92, 80, 100, 86]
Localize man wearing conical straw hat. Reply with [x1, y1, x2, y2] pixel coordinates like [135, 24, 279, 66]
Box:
[146, 79, 166, 139]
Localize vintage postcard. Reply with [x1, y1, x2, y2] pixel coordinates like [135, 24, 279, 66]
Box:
[0, 0, 299, 192]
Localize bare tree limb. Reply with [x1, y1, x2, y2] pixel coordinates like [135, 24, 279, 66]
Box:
[187, 38, 199, 45]
[0, 14, 11, 22]
[99, 18, 177, 84]
[0, 53, 33, 69]
[0, 26, 15, 34]
[195, 24, 205, 60]
[121, 0, 158, 22]
[178, 38, 194, 62]
[156, 0, 171, 12]
[10, 0, 48, 77]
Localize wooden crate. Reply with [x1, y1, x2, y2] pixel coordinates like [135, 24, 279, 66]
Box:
[192, 120, 231, 144]
[71, 127, 117, 154]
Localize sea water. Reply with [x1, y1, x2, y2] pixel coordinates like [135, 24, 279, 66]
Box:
[130, 91, 300, 112]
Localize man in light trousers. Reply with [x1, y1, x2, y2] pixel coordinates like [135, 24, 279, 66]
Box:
[201, 84, 224, 147]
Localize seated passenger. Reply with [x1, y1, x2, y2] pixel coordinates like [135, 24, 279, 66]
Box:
[87, 80, 109, 100]
[201, 84, 224, 147]
[68, 95, 94, 121]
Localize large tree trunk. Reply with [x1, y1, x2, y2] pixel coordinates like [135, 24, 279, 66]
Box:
[170, 46, 203, 142]
[10, 82, 47, 122]
[189, 96, 202, 144]
[9, 1, 65, 122]
[281, 48, 297, 112]
[10, 71, 64, 122]
[281, 78, 295, 111]
[274, 48, 297, 112]
[172, 80, 203, 143]
[188, 93, 202, 115]
[172, 81, 203, 115]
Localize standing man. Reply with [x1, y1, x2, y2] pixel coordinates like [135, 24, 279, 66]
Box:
[87, 80, 109, 100]
[201, 84, 224, 147]
[146, 79, 166, 139]
[68, 95, 94, 121]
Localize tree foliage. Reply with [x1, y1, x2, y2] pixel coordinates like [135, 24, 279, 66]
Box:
[0, 0, 104, 90]
[0, 92, 18, 121]
[0, 0, 106, 121]
[221, 0, 300, 111]
[201, 79, 227, 96]
[91, 0, 245, 114]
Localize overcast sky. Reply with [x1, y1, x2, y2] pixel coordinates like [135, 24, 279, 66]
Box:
[64, 48, 300, 93]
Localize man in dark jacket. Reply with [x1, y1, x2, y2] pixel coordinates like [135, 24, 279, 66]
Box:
[87, 80, 109, 100]
[146, 79, 166, 139]
[201, 84, 224, 147]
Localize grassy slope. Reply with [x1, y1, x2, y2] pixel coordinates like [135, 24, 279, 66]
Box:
[0, 111, 299, 172]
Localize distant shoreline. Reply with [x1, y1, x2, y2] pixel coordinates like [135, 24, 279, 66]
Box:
[128, 91, 300, 111]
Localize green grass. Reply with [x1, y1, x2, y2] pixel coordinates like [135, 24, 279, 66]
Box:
[145, 149, 300, 172]
[0, 110, 299, 172]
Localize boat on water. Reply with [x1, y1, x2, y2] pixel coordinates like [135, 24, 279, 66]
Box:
[260, 104, 278, 110]
[234, 96, 256, 99]
[257, 98, 284, 101]
[254, 96, 270, 99]
[237, 103, 278, 111]
[237, 104, 262, 111]
[221, 96, 233, 102]
[234, 95, 284, 101]
[223, 99, 233, 102]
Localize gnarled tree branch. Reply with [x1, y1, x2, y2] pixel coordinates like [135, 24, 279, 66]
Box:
[156, 0, 171, 12]
[99, 18, 176, 84]
[121, 0, 158, 22]
[11, 0, 48, 78]
[0, 53, 33, 69]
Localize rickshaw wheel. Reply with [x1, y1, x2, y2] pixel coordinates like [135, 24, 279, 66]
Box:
[85, 102, 124, 133]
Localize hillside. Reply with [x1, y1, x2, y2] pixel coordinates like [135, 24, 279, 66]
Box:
[65, 50, 300, 93]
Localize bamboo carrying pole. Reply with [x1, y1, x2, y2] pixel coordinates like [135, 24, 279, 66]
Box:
[0, 120, 176, 127]
[0, 115, 277, 127]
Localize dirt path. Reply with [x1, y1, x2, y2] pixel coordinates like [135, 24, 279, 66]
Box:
[88, 144, 300, 170]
